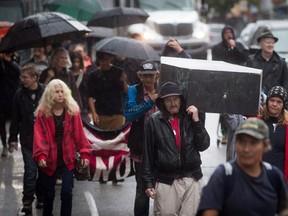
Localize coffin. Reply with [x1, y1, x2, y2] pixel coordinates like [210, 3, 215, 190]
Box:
[159, 57, 262, 115]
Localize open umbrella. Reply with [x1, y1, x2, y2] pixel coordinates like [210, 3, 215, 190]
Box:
[43, 0, 102, 21]
[0, 12, 91, 53]
[93, 36, 159, 61]
[87, 7, 149, 28]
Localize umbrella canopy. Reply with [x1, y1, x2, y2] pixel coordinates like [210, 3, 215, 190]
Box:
[43, 0, 102, 21]
[93, 36, 159, 61]
[87, 7, 149, 28]
[0, 12, 92, 53]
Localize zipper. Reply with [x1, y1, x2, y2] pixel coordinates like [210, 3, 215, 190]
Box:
[272, 123, 277, 133]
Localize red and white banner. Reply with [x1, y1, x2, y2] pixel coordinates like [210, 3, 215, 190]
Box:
[82, 120, 134, 182]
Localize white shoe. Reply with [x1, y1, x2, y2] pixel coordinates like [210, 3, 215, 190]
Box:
[56, 178, 62, 185]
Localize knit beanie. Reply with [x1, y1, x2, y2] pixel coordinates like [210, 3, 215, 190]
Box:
[266, 86, 288, 105]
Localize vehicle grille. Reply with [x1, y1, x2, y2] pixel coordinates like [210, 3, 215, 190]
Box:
[158, 23, 193, 36]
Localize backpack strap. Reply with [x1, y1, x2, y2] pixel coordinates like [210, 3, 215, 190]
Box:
[263, 162, 280, 194]
[223, 162, 235, 200]
[263, 162, 283, 211]
[223, 162, 233, 176]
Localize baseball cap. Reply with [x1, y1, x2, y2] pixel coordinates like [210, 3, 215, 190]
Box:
[235, 118, 269, 140]
[139, 60, 158, 74]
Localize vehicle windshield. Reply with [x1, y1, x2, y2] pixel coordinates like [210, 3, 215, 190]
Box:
[272, 29, 288, 53]
[139, 0, 194, 12]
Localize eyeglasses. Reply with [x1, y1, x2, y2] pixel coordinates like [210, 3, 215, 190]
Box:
[164, 97, 180, 105]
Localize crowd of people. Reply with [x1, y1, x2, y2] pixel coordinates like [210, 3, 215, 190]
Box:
[1, 24, 288, 216]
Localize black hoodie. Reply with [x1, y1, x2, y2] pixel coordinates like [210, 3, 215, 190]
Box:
[212, 25, 248, 65]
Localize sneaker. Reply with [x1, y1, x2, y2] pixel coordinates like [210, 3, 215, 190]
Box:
[1, 146, 8, 157]
[36, 200, 43, 209]
[221, 134, 228, 145]
[21, 201, 32, 214]
[99, 179, 107, 184]
[56, 178, 62, 185]
[112, 179, 124, 185]
[8, 143, 14, 153]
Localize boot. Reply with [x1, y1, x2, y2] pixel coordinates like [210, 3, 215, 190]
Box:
[21, 201, 32, 214]
[1, 146, 8, 157]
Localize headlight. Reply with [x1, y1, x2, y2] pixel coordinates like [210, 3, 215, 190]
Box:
[193, 31, 207, 39]
[142, 32, 162, 40]
[193, 22, 209, 39]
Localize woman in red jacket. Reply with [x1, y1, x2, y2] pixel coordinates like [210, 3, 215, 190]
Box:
[33, 79, 91, 216]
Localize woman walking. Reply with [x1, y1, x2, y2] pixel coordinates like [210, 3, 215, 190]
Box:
[33, 79, 91, 216]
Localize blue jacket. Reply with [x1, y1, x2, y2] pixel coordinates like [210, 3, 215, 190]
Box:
[124, 83, 154, 123]
[124, 83, 156, 159]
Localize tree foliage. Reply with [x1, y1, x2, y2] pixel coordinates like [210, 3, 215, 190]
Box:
[206, 0, 237, 15]
[206, 0, 259, 21]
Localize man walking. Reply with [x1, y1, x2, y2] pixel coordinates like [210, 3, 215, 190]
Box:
[142, 81, 210, 215]
[9, 63, 45, 214]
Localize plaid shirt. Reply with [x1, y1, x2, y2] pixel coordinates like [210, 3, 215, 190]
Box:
[33, 109, 91, 176]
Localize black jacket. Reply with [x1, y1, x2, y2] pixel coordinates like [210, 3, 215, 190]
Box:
[142, 111, 210, 188]
[8, 83, 45, 149]
[212, 25, 248, 65]
[245, 50, 288, 94]
[0, 59, 20, 116]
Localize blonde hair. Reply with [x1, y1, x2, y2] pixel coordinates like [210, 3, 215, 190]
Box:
[21, 63, 40, 78]
[49, 47, 72, 69]
[35, 79, 79, 117]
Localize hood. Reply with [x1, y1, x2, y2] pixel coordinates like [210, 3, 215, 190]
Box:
[156, 81, 186, 114]
[221, 25, 236, 41]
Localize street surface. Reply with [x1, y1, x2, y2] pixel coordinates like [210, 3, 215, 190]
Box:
[0, 113, 226, 216]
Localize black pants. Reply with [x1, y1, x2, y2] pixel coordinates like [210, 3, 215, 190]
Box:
[134, 161, 150, 216]
[0, 112, 8, 147]
[219, 114, 227, 135]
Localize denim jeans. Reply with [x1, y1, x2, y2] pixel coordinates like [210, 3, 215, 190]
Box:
[42, 165, 74, 216]
[134, 162, 150, 216]
[21, 145, 43, 203]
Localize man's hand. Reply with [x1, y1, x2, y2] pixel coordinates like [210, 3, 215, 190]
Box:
[186, 105, 199, 122]
[167, 37, 183, 53]
[145, 188, 156, 199]
[228, 39, 236, 49]
[92, 112, 100, 125]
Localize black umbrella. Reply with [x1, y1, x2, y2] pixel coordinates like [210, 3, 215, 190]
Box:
[87, 7, 149, 28]
[0, 12, 92, 53]
[93, 36, 159, 61]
